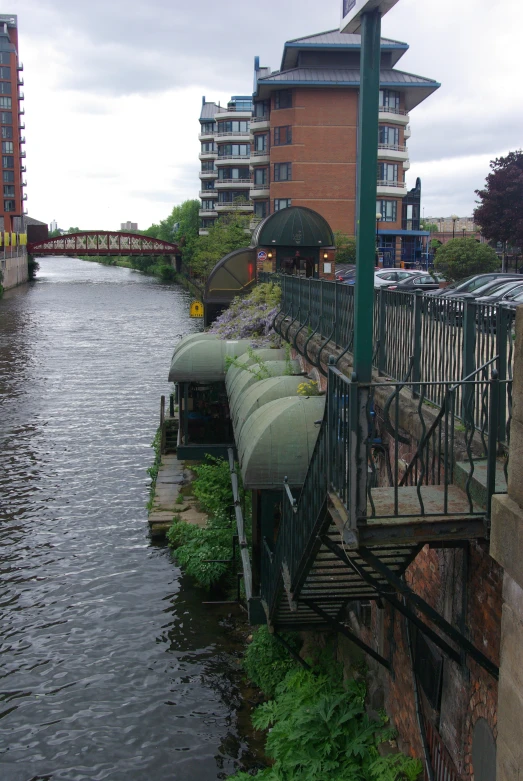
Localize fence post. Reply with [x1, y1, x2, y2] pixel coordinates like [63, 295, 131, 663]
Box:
[486, 370, 500, 521]
[412, 291, 422, 396]
[160, 395, 166, 455]
[462, 299, 477, 419]
[496, 305, 509, 442]
[378, 289, 386, 375]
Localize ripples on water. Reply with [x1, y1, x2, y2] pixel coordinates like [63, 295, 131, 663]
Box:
[0, 258, 259, 780]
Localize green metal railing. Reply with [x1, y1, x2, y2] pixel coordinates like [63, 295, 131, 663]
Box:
[260, 273, 515, 436]
[261, 360, 510, 624]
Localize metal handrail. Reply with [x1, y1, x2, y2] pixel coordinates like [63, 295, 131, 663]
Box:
[379, 105, 408, 115]
[378, 143, 408, 151]
[215, 131, 250, 138]
[250, 115, 270, 123]
[377, 179, 406, 187]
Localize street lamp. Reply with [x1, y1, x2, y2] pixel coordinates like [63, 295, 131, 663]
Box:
[462, 227, 466, 239]
[451, 214, 458, 239]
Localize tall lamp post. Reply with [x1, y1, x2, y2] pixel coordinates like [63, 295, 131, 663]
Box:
[451, 214, 458, 239]
[376, 212, 382, 265]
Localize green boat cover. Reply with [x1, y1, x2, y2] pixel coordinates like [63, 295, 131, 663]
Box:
[168, 338, 252, 382]
[228, 359, 303, 419]
[232, 375, 307, 438]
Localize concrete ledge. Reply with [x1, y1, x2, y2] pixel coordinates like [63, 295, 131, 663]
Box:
[490, 493, 523, 589]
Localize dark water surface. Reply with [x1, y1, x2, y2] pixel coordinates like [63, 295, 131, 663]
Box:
[0, 258, 256, 781]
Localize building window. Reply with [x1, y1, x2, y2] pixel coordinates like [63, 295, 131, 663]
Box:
[0, 82, 11, 95]
[201, 160, 215, 171]
[201, 200, 215, 210]
[274, 199, 291, 211]
[274, 163, 292, 181]
[274, 90, 292, 110]
[0, 53, 10, 65]
[4, 199, 15, 211]
[217, 120, 250, 133]
[0, 66, 11, 80]
[254, 133, 268, 152]
[253, 100, 270, 118]
[218, 143, 250, 157]
[379, 89, 400, 110]
[200, 121, 215, 134]
[2, 155, 14, 168]
[378, 126, 400, 146]
[3, 170, 14, 182]
[378, 162, 398, 182]
[0, 97, 12, 109]
[0, 111, 12, 124]
[202, 181, 215, 191]
[254, 201, 269, 219]
[254, 168, 267, 185]
[200, 218, 215, 229]
[3, 184, 14, 196]
[201, 142, 215, 153]
[2, 141, 13, 154]
[274, 126, 292, 145]
[377, 199, 397, 222]
[218, 191, 249, 203]
[1, 126, 12, 139]
[217, 166, 250, 180]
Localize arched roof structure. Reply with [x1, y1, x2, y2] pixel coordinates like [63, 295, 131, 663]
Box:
[250, 206, 335, 248]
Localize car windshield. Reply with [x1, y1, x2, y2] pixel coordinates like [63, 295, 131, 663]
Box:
[512, 291, 523, 302]
[474, 278, 520, 295]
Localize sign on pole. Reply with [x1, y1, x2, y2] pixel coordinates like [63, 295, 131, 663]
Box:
[340, 0, 399, 33]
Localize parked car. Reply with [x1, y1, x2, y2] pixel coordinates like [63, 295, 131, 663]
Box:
[385, 273, 445, 292]
[374, 269, 419, 288]
[501, 289, 523, 311]
[474, 280, 523, 305]
[335, 265, 356, 282]
[427, 273, 522, 300]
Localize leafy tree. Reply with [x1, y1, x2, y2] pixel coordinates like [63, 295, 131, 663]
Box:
[48, 229, 63, 238]
[66, 226, 81, 234]
[334, 231, 356, 264]
[474, 150, 523, 251]
[420, 221, 439, 233]
[434, 237, 499, 282]
[190, 212, 250, 278]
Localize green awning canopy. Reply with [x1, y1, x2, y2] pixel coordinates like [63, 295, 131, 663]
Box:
[238, 396, 326, 489]
[251, 206, 335, 248]
[232, 375, 307, 437]
[225, 348, 288, 394]
[168, 337, 253, 382]
[228, 359, 303, 419]
[204, 247, 257, 304]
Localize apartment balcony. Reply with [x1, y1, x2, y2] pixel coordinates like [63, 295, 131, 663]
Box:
[376, 179, 408, 197]
[22, 193, 27, 200]
[18, 77, 24, 87]
[199, 189, 217, 198]
[377, 144, 408, 162]
[249, 115, 270, 132]
[250, 185, 270, 199]
[216, 108, 251, 121]
[198, 131, 215, 142]
[199, 170, 217, 180]
[215, 154, 251, 167]
[21, 179, 27, 187]
[20, 150, 26, 158]
[404, 125, 411, 139]
[215, 202, 253, 213]
[250, 150, 270, 166]
[378, 106, 409, 125]
[20, 165, 26, 173]
[403, 159, 410, 171]
[198, 151, 217, 161]
[19, 121, 25, 130]
[18, 106, 24, 115]
[215, 178, 252, 189]
[18, 91, 24, 101]
[199, 209, 218, 217]
[250, 217, 263, 230]
[215, 131, 251, 144]
[19, 136, 26, 144]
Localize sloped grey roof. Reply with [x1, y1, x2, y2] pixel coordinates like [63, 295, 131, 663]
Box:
[199, 102, 227, 121]
[286, 29, 407, 48]
[259, 67, 438, 86]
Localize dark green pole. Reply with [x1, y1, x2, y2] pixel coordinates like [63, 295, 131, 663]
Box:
[353, 9, 381, 384]
[347, 9, 381, 539]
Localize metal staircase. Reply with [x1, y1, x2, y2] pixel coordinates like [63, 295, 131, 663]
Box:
[260, 359, 510, 681]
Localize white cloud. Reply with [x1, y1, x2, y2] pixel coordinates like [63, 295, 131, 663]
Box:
[15, 0, 523, 228]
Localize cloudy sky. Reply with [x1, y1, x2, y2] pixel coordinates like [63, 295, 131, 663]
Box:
[13, 0, 523, 230]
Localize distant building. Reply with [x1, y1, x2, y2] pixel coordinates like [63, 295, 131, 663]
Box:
[425, 216, 477, 234]
[121, 221, 138, 231]
[198, 95, 253, 236]
[50, 219, 57, 232]
[0, 14, 26, 233]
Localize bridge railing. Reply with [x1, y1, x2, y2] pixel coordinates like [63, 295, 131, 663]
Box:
[261, 273, 515, 436]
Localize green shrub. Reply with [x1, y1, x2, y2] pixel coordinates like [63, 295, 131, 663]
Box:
[192, 456, 235, 515]
[230, 662, 422, 781]
[243, 627, 301, 697]
[167, 510, 234, 588]
[434, 237, 499, 282]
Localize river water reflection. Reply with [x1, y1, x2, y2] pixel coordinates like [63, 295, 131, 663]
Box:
[0, 258, 257, 781]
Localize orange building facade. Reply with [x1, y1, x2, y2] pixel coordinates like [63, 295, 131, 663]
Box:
[0, 14, 25, 233]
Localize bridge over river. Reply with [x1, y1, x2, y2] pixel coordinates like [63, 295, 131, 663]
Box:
[27, 231, 180, 257]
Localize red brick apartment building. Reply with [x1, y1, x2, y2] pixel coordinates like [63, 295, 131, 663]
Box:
[198, 30, 439, 266]
[0, 14, 25, 233]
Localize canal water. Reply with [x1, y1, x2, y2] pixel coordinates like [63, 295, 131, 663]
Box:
[0, 258, 258, 781]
